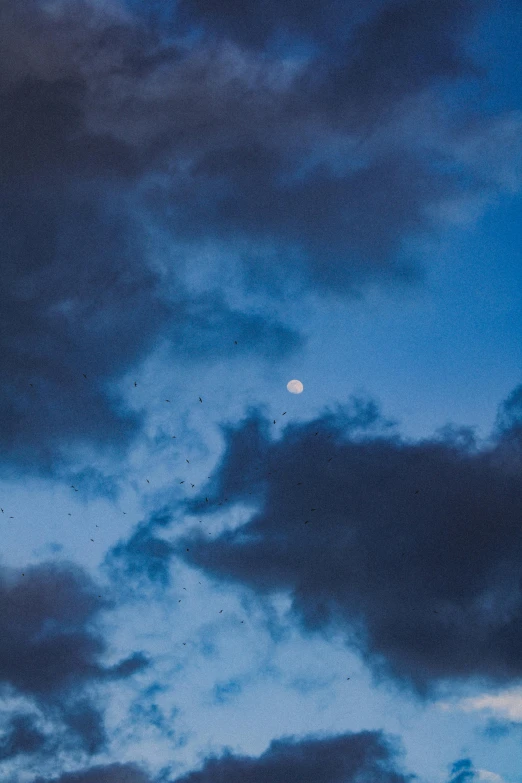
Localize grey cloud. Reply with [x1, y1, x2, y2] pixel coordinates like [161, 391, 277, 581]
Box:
[0, 563, 148, 751]
[173, 731, 413, 783]
[0, 0, 517, 480]
[176, 388, 522, 695]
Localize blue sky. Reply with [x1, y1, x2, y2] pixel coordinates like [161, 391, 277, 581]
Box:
[1, 1, 521, 782]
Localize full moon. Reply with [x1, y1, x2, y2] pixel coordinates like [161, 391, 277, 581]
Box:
[287, 379, 304, 394]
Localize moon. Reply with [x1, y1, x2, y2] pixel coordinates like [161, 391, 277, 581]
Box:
[287, 379, 304, 394]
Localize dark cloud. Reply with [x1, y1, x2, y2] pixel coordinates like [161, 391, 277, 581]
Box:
[34, 730, 414, 783]
[32, 763, 154, 783]
[105, 507, 175, 591]
[447, 759, 477, 783]
[0, 0, 516, 480]
[0, 714, 47, 761]
[0, 563, 147, 751]
[173, 731, 413, 783]
[174, 388, 522, 696]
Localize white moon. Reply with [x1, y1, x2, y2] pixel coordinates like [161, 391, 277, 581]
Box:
[287, 379, 304, 394]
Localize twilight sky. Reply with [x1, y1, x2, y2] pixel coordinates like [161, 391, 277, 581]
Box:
[1, 1, 522, 782]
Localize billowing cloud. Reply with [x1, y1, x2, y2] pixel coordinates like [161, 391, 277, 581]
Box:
[174, 387, 522, 695]
[173, 731, 413, 783]
[2, 0, 520, 478]
[32, 763, 154, 783]
[32, 731, 414, 783]
[0, 562, 148, 752]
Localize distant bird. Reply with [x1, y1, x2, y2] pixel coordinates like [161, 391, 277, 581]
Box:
[186, 459, 190, 463]
[172, 435, 176, 438]
[199, 397, 202, 403]
[29, 383, 33, 387]
[166, 399, 170, 402]
[180, 481, 185, 484]
[282, 411, 286, 415]
[134, 381, 137, 387]
[0, 508, 3, 513]
[273, 420, 276, 424]
[205, 497, 208, 502]
[68, 513, 71, 516]
[83, 374, 87, 379]
[219, 610, 223, 613]
[234, 341, 237, 344]
[146, 479, 150, 483]
[90, 538, 94, 542]
[327, 458, 333, 462]
[191, 483, 195, 488]
[346, 677, 350, 680]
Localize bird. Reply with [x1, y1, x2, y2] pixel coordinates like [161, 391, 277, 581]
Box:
[219, 610, 223, 613]
[180, 481, 185, 484]
[191, 483, 195, 488]
[327, 458, 333, 462]
[273, 420, 276, 424]
[166, 399, 170, 402]
[282, 411, 287, 415]
[90, 538, 94, 542]
[186, 459, 190, 463]
[83, 374, 87, 379]
[199, 397, 202, 403]
[134, 381, 137, 387]
[234, 341, 237, 344]
[0, 508, 3, 513]
[146, 479, 150, 483]
[172, 435, 176, 438]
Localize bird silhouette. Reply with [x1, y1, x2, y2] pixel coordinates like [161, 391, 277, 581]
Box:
[199, 397, 202, 403]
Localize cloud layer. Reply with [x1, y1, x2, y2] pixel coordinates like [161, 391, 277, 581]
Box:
[2, 0, 521, 477]
[175, 389, 522, 695]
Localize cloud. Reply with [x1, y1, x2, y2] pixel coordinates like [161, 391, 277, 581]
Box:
[1, 0, 520, 481]
[447, 760, 509, 783]
[173, 387, 522, 696]
[32, 764, 154, 783]
[453, 687, 522, 721]
[0, 713, 47, 762]
[173, 731, 413, 783]
[0, 562, 148, 753]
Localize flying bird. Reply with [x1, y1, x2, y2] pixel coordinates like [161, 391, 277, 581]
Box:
[83, 374, 87, 379]
[134, 381, 137, 387]
[146, 479, 150, 483]
[282, 411, 287, 415]
[199, 397, 202, 402]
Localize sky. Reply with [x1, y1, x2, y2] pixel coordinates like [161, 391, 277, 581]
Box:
[1, 0, 522, 782]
